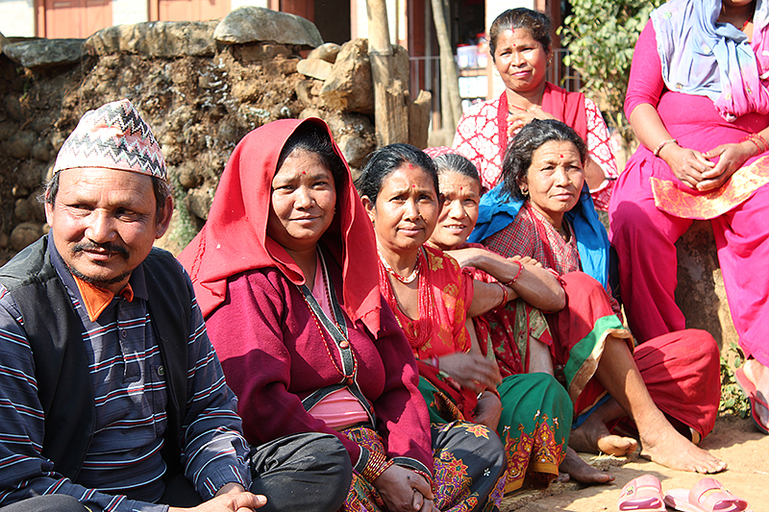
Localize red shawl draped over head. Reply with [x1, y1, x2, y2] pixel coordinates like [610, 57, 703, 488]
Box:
[178, 117, 383, 334]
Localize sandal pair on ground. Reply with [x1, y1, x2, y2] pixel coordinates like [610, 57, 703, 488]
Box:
[617, 474, 751, 512]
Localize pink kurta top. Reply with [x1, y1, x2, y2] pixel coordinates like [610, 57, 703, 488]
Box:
[624, 22, 769, 193]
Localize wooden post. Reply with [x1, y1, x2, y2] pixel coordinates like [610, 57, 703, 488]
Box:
[430, 0, 462, 130]
[366, 0, 407, 146]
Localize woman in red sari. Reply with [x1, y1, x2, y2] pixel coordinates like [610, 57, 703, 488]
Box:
[424, 148, 614, 484]
[357, 143, 574, 494]
[179, 118, 507, 512]
[474, 119, 725, 474]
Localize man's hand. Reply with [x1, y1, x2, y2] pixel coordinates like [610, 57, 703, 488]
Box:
[169, 484, 267, 512]
[374, 465, 436, 512]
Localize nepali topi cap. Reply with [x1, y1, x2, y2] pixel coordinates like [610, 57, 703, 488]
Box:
[53, 99, 167, 181]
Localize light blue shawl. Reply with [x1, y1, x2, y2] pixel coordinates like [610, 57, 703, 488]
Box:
[651, 0, 769, 121]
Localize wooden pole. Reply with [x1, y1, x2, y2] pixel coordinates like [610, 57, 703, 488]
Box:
[430, 0, 462, 130]
[366, 0, 408, 145]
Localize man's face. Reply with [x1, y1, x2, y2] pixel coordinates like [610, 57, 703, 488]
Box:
[46, 168, 172, 294]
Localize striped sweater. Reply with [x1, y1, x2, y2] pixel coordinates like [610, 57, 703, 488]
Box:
[0, 238, 251, 511]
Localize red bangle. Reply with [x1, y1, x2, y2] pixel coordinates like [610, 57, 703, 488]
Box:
[494, 281, 509, 310]
[741, 133, 768, 154]
[361, 450, 393, 483]
[505, 261, 524, 286]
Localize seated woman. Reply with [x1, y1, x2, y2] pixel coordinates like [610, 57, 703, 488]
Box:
[178, 118, 507, 512]
[469, 119, 726, 474]
[425, 148, 612, 484]
[356, 143, 573, 493]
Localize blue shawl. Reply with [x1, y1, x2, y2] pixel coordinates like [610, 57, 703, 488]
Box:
[467, 182, 611, 288]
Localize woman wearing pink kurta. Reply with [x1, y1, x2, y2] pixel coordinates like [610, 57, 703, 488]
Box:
[609, 0, 769, 434]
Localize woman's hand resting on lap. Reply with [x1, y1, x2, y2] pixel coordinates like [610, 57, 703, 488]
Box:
[659, 145, 714, 189]
[374, 465, 436, 512]
[474, 391, 502, 430]
[438, 353, 502, 392]
[699, 142, 755, 191]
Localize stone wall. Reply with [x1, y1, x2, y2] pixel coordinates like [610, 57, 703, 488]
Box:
[0, 7, 428, 261]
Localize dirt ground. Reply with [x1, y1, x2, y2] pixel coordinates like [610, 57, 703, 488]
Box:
[500, 416, 768, 511]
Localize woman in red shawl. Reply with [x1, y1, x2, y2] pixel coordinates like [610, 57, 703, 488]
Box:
[178, 118, 506, 512]
[357, 143, 574, 494]
[452, 8, 617, 210]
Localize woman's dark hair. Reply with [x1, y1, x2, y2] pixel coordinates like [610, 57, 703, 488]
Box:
[501, 119, 588, 201]
[277, 122, 347, 185]
[432, 153, 480, 185]
[489, 8, 552, 60]
[355, 143, 439, 204]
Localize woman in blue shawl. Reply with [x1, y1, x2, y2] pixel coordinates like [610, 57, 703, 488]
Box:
[470, 119, 725, 474]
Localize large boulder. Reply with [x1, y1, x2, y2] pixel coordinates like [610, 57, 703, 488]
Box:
[84, 21, 217, 57]
[214, 6, 322, 48]
[3, 39, 83, 70]
[320, 39, 374, 114]
[296, 58, 332, 81]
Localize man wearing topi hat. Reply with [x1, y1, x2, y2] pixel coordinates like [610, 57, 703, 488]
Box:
[0, 100, 350, 512]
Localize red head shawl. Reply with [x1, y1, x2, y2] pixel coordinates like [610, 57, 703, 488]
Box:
[178, 118, 383, 334]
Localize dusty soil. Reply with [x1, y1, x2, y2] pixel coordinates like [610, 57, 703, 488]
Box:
[501, 416, 768, 511]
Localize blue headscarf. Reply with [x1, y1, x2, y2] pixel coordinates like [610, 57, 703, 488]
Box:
[467, 181, 611, 288]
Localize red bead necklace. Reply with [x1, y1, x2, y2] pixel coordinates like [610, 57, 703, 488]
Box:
[378, 248, 435, 350]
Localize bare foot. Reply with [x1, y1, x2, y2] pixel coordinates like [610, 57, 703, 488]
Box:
[569, 413, 637, 456]
[744, 359, 769, 429]
[639, 422, 727, 474]
[559, 447, 614, 484]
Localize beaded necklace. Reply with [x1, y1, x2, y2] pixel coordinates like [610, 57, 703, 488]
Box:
[378, 247, 435, 350]
[378, 249, 422, 283]
[298, 250, 357, 384]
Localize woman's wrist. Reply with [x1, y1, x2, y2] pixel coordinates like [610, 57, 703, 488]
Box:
[504, 260, 524, 286]
[362, 450, 394, 483]
[654, 138, 679, 157]
[493, 281, 509, 311]
[740, 133, 768, 156]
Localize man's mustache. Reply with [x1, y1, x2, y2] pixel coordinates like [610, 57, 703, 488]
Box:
[72, 242, 129, 259]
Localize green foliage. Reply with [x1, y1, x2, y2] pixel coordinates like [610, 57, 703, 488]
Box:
[719, 342, 750, 418]
[559, 0, 664, 141]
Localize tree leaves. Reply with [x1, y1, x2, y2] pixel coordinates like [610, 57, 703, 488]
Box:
[559, 0, 664, 142]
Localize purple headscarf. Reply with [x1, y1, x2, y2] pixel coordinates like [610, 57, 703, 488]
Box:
[651, 0, 769, 121]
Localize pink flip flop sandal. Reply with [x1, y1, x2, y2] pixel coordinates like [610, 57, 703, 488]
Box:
[617, 475, 665, 511]
[734, 367, 769, 435]
[664, 478, 749, 512]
